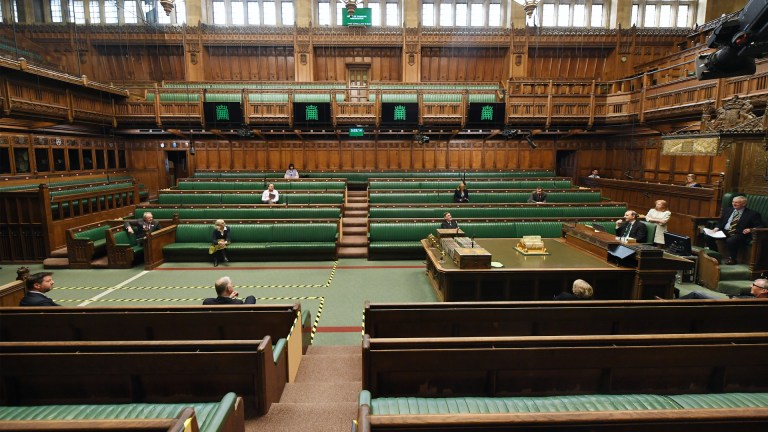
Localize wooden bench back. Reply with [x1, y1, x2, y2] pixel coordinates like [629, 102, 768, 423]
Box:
[0, 339, 284, 417]
[0, 304, 299, 343]
[364, 300, 768, 338]
[363, 333, 768, 398]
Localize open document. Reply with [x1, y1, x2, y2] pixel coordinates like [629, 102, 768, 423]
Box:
[704, 228, 726, 238]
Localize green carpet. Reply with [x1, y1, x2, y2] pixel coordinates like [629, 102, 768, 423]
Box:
[1, 259, 436, 345]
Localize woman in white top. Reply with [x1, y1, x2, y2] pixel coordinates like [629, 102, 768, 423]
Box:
[646, 199, 671, 246]
[284, 163, 299, 179]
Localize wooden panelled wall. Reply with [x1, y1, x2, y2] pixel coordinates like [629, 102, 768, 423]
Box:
[314, 47, 402, 82]
[11, 26, 687, 84]
[208, 46, 296, 81]
[420, 48, 507, 82]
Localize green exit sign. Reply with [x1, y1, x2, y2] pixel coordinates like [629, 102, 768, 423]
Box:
[349, 127, 364, 137]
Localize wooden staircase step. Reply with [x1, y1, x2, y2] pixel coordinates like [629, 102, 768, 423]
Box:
[344, 210, 368, 218]
[342, 217, 368, 227]
[346, 191, 368, 197]
[42, 257, 69, 269]
[344, 203, 369, 210]
[342, 226, 367, 235]
[339, 235, 368, 247]
[347, 197, 368, 203]
[337, 246, 368, 258]
[91, 256, 110, 269]
[50, 248, 68, 258]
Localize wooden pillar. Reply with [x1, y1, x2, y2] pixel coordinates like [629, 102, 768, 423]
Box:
[402, 0, 420, 83]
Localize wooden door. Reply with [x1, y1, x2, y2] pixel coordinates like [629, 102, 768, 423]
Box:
[348, 66, 370, 103]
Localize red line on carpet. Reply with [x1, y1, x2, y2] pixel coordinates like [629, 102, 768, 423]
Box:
[315, 326, 362, 333]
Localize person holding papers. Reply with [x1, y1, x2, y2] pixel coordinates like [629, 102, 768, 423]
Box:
[261, 183, 280, 204]
[705, 195, 763, 265]
[615, 210, 647, 243]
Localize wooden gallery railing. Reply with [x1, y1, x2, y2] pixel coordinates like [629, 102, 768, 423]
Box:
[0, 183, 139, 261]
[582, 177, 723, 240]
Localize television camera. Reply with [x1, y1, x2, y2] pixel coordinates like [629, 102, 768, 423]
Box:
[696, 0, 768, 80]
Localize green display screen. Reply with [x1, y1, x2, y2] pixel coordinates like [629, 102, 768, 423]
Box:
[342, 8, 372, 26]
[349, 127, 364, 137]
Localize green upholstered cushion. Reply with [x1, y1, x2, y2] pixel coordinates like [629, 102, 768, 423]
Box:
[74, 226, 110, 242]
[369, 394, 682, 415]
[370, 223, 435, 242]
[0, 395, 235, 432]
[175, 225, 214, 243]
[668, 393, 768, 409]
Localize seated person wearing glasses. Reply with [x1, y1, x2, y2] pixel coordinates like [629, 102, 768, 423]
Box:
[677, 278, 768, 299]
[615, 210, 647, 243]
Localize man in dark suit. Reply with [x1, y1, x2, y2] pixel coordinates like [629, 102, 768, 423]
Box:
[19, 272, 60, 306]
[527, 187, 547, 204]
[125, 212, 161, 245]
[203, 276, 256, 305]
[706, 195, 764, 265]
[615, 210, 648, 243]
[440, 212, 459, 229]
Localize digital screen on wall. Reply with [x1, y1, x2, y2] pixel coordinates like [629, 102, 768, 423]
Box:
[203, 102, 243, 129]
[380, 103, 419, 127]
[466, 103, 506, 128]
[342, 7, 372, 26]
[293, 102, 333, 127]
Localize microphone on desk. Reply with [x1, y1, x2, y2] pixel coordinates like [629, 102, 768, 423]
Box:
[471, 237, 475, 248]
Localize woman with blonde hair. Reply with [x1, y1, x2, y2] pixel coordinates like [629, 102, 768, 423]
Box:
[646, 199, 671, 247]
[453, 181, 469, 203]
[210, 219, 231, 267]
[685, 174, 702, 188]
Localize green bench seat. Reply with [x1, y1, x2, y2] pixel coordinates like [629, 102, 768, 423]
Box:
[177, 181, 346, 191]
[368, 192, 601, 204]
[363, 392, 768, 416]
[369, 206, 626, 219]
[0, 392, 240, 432]
[136, 207, 341, 220]
[162, 222, 338, 261]
[158, 193, 344, 205]
[113, 230, 143, 254]
[368, 180, 573, 190]
[73, 226, 110, 256]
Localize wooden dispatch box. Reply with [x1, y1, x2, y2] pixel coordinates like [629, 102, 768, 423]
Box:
[452, 247, 492, 269]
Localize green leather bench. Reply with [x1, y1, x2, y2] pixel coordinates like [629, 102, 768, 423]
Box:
[369, 191, 602, 204]
[357, 391, 768, 431]
[369, 180, 573, 190]
[66, 222, 116, 268]
[135, 207, 342, 220]
[161, 222, 338, 261]
[369, 221, 574, 259]
[369, 205, 626, 219]
[158, 193, 345, 205]
[177, 181, 346, 191]
[0, 392, 243, 432]
[106, 227, 144, 268]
